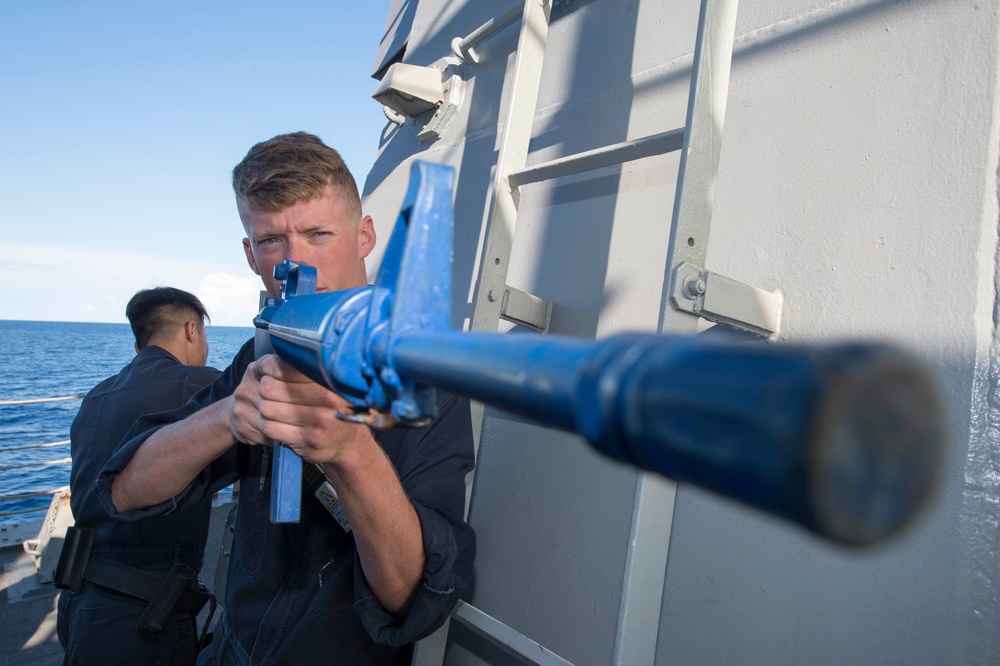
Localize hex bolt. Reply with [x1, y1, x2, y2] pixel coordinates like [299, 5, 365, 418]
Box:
[683, 275, 707, 300]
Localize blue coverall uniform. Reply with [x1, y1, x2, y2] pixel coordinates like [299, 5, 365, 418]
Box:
[97, 340, 476, 665]
[58, 345, 220, 665]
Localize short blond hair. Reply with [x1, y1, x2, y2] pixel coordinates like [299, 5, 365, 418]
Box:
[232, 132, 362, 219]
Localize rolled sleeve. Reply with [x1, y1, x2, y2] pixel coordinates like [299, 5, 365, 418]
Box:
[353, 393, 477, 646]
[354, 502, 476, 645]
[95, 422, 181, 519]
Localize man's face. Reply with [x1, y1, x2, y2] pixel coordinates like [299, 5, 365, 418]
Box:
[240, 187, 376, 298]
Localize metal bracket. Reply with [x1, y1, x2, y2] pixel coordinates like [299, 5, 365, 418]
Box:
[413, 61, 466, 144]
[670, 261, 782, 338]
[374, 59, 466, 144]
[497, 286, 552, 333]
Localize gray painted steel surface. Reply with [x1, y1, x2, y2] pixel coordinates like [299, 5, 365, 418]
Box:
[360, 0, 1000, 664]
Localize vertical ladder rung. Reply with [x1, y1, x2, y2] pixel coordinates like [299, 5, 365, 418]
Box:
[417, 1, 743, 665]
[471, 0, 554, 334]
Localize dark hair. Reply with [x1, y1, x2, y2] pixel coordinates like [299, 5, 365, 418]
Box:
[232, 131, 362, 219]
[126, 287, 210, 350]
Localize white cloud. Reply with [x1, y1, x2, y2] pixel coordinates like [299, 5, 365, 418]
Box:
[1, 241, 257, 326]
[197, 272, 263, 327]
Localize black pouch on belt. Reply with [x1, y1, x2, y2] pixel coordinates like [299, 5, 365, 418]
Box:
[53, 526, 96, 594]
[136, 563, 199, 638]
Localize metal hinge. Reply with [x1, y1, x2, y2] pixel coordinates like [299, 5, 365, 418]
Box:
[670, 262, 783, 338]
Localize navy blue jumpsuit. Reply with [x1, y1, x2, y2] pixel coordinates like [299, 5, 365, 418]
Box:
[58, 345, 220, 665]
[97, 340, 476, 665]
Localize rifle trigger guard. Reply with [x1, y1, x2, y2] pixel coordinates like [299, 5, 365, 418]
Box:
[335, 406, 431, 430]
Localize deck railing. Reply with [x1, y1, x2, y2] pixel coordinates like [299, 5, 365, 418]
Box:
[0, 394, 79, 520]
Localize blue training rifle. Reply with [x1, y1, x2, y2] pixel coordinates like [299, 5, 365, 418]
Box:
[254, 161, 942, 546]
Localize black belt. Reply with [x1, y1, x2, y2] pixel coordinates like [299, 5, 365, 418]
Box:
[54, 526, 212, 637]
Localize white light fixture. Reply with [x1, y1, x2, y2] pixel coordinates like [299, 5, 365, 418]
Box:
[372, 61, 465, 143]
[373, 63, 445, 118]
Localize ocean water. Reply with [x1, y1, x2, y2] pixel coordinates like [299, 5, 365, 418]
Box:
[0, 320, 254, 527]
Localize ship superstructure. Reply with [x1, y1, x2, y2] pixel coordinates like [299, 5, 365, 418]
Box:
[361, 1, 1000, 664]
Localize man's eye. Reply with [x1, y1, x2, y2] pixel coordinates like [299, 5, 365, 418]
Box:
[258, 238, 280, 246]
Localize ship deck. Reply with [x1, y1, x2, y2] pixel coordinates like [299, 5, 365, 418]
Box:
[0, 500, 233, 664]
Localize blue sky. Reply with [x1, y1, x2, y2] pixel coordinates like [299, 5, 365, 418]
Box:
[1, 1, 392, 326]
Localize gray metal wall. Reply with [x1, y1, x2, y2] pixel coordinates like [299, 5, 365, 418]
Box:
[360, 0, 1000, 663]
[659, 1, 1000, 663]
